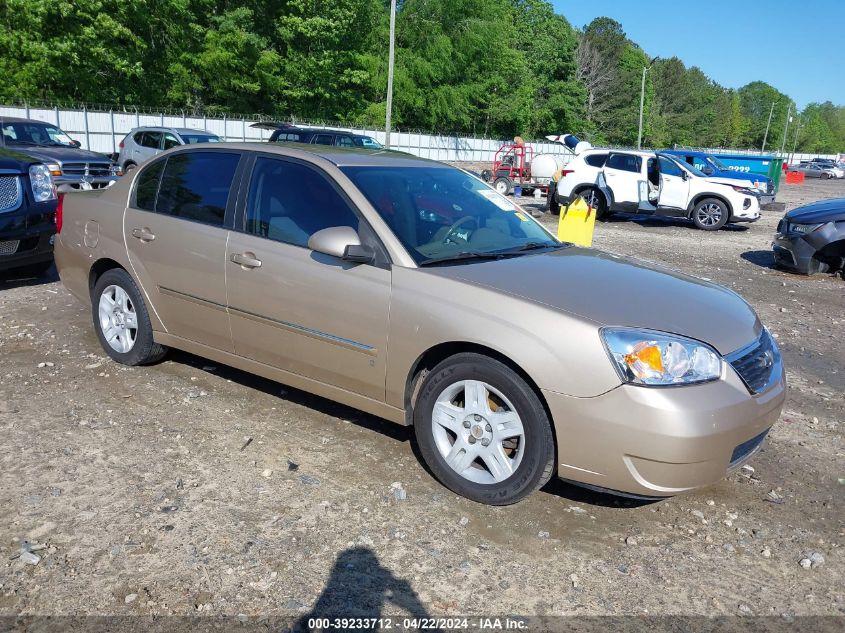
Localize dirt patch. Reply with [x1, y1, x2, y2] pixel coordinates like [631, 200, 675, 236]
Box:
[0, 178, 842, 619]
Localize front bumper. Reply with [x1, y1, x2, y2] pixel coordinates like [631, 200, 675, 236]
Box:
[55, 175, 119, 191]
[0, 229, 55, 271]
[543, 362, 785, 497]
[772, 230, 825, 274]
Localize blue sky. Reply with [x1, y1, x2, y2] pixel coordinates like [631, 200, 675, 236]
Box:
[552, 0, 845, 108]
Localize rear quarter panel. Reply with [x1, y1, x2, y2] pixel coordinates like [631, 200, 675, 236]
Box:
[54, 178, 134, 307]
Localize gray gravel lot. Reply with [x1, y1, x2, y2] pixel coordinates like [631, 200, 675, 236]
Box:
[0, 176, 843, 620]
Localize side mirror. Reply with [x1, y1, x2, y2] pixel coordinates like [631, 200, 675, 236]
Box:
[701, 166, 714, 175]
[681, 170, 688, 181]
[70, 139, 82, 148]
[308, 226, 374, 263]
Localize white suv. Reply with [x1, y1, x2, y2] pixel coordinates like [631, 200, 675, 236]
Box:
[553, 150, 760, 230]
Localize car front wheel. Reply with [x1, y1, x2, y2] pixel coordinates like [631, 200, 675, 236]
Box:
[413, 353, 555, 505]
[692, 198, 729, 231]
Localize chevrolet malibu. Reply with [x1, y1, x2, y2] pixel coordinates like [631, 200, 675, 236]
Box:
[55, 144, 786, 504]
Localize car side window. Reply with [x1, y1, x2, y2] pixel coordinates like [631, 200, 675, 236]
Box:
[313, 134, 334, 146]
[163, 133, 181, 150]
[658, 156, 683, 176]
[335, 135, 354, 147]
[132, 132, 144, 145]
[141, 132, 163, 149]
[606, 153, 641, 173]
[585, 153, 608, 168]
[134, 160, 166, 211]
[244, 157, 359, 248]
[155, 152, 240, 226]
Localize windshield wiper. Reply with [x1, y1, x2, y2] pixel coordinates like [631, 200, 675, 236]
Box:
[508, 241, 562, 252]
[419, 251, 511, 266]
[6, 140, 39, 146]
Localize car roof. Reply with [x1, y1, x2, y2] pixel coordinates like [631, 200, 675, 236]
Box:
[584, 148, 653, 158]
[273, 127, 377, 139]
[130, 127, 216, 135]
[165, 141, 440, 168]
[0, 116, 59, 125]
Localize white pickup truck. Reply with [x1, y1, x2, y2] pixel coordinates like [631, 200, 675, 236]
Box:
[553, 149, 760, 231]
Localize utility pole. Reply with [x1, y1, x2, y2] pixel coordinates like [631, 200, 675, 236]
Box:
[637, 66, 647, 149]
[761, 102, 775, 152]
[789, 116, 801, 165]
[385, 0, 396, 149]
[780, 103, 792, 156]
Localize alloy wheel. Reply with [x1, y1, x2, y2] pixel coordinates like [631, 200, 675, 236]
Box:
[697, 202, 723, 227]
[431, 380, 525, 484]
[98, 284, 138, 353]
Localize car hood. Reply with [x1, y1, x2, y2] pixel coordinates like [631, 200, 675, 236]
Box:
[0, 147, 36, 170]
[785, 198, 845, 224]
[5, 145, 110, 164]
[427, 247, 761, 355]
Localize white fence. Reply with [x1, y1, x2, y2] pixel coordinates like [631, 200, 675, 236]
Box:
[0, 103, 569, 163]
[2, 103, 839, 164]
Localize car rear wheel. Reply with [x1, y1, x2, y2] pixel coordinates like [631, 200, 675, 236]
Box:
[578, 187, 609, 220]
[493, 176, 512, 196]
[692, 198, 729, 231]
[124, 162, 137, 173]
[547, 186, 560, 215]
[413, 353, 555, 505]
[92, 268, 167, 365]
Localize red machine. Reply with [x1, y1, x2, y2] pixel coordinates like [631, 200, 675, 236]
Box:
[481, 137, 548, 197]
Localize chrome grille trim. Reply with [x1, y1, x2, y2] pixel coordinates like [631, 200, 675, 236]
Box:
[0, 175, 22, 213]
[61, 162, 112, 177]
[726, 329, 780, 395]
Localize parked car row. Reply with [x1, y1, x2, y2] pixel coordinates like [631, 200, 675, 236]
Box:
[790, 161, 844, 179]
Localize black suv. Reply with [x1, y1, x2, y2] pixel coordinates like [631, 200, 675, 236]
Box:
[0, 117, 120, 190]
[251, 122, 383, 149]
[773, 198, 845, 276]
[0, 148, 58, 277]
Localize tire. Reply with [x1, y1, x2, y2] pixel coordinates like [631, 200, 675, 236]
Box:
[692, 198, 729, 231]
[480, 169, 493, 183]
[493, 176, 512, 196]
[578, 186, 609, 220]
[123, 162, 137, 173]
[91, 268, 167, 365]
[413, 353, 555, 505]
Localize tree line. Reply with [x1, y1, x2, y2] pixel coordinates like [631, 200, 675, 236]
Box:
[1, 0, 843, 153]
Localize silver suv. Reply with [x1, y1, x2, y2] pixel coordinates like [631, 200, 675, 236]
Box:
[117, 127, 221, 172]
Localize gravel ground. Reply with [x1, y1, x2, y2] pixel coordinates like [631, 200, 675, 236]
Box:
[0, 177, 843, 623]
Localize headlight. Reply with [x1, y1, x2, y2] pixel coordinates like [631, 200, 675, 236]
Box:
[601, 328, 723, 386]
[29, 164, 57, 202]
[790, 222, 823, 234]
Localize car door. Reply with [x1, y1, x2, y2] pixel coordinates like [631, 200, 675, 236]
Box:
[225, 155, 391, 401]
[657, 155, 690, 210]
[602, 153, 644, 213]
[124, 150, 243, 351]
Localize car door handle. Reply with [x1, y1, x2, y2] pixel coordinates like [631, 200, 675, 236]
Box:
[131, 227, 155, 242]
[230, 252, 262, 269]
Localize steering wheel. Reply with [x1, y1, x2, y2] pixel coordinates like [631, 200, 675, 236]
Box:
[441, 215, 476, 244]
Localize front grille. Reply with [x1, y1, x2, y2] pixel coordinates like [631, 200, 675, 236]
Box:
[767, 181, 774, 194]
[0, 239, 20, 255]
[61, 162, 112, 177]
[0, 175, 22, 212]
[730, 429, 769, 465]
[727, 330, 779, 394]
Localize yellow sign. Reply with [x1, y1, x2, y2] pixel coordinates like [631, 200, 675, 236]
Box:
[557, 196, 596, 247]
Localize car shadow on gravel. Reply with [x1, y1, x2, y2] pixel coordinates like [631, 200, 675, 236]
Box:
[169, 349, 663, 509]
[0, 264, 57, 290]
[740, 250, 777, 269]
[605, 214, 750, 232]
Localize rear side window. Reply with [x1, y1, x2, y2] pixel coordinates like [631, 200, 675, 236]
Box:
[140, 132, 163, 149]
[244, 157, 359, 248]
[135, 160, 165, 211]
[606, 153, 641, 173]
[155, 152, 240, 226]
[584, 153, 608, 167]
[313, 134, 334, 146]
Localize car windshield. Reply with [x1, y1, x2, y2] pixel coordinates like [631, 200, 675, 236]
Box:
[341, 165, 562, 264]
[181, 134, 221, 144]
[1, 121, 77, 147]
[671, 156, 707, 178]
[706, 155, 729, 170]
[355, 136, 384, 149]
